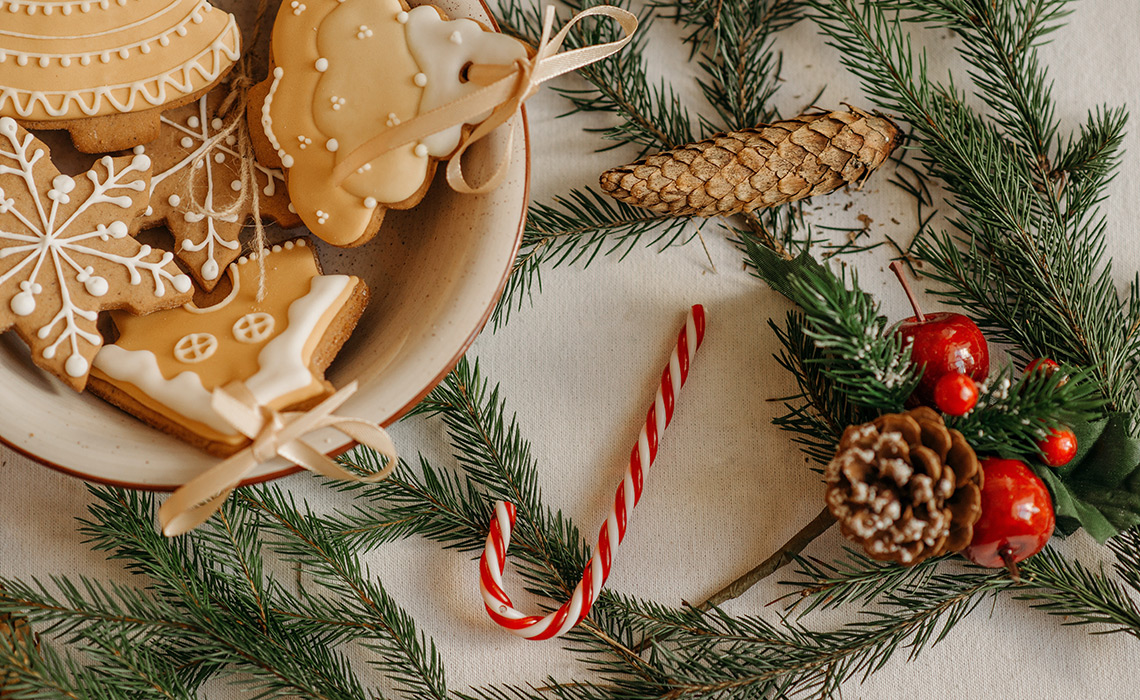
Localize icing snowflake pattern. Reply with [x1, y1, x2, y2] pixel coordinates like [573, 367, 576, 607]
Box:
[138, 91, 297, 290]
[0, 117, 192, 389]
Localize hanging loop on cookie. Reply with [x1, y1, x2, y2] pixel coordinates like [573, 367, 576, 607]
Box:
[330, 5, 638, 192]
[158, 381, 398, 537]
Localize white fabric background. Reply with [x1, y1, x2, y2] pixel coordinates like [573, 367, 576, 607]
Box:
[3, 1, 1140, 696]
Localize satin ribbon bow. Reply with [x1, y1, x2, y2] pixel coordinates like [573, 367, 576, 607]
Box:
[331, 4, 638, 192]
[158, 382, 397, 537]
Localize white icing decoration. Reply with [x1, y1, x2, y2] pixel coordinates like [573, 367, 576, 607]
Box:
[402, 5, 528, 156]
[386, 112, 400, 127]
[356, 24, 373, 39]
[314, 57, 329, 72]
[413, 72, 427, 87]
[330, 95, 345, 110]
[232, 312, 275, 343]
[174, 332, 218, 363]
[363, 196, 377, 208]
[92, 345, 239, 435]
[0, 9, 242, 120]
[414, 143, 427, 158]
[151, 96, 286, 280]
[262, 66, 287, 165]
[290, 0, 305, 14]
[315, 209, 329, 225]
[326, 138, 339, 152]
[0, 119, 190, 376]
[245, 275, 350, 404]
[395, 10, 407, 23]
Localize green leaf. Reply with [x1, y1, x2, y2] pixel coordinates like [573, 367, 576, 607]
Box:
[1034, 413, 1140, 543]
[743, 236, 828, 302]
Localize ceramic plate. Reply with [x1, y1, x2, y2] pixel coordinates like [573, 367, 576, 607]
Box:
[0, 0, 529, 489]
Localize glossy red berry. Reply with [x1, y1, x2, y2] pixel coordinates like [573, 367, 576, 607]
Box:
[1026, 358, 1060, 375]
[1038, 428, 1078, 467]
[889, 263, 990, 407]
[933, 372, 978, 416]
[964, 458, 1055, 569]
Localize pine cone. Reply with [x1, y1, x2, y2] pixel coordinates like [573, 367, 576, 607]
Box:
[598, 109, 901, 218]
[0, 611, 31, 696]
[825, 407, 983, 566]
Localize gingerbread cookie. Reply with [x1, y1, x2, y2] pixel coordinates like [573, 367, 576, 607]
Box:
[89, 239, 369, 456]
[249, 0, 527, 247]
[136, 86, 301, 290]
[0, 0, 241, 153]
[0, 116, 193, 391]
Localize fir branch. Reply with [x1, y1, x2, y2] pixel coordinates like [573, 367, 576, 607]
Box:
[494, 0, 694, 151]
[809, 0, 1138, 423]
[746, 237, 920, 411]
[653, 0, 809, 133]
[491, 188, 697, 329]
[947, 364, 1104, 459]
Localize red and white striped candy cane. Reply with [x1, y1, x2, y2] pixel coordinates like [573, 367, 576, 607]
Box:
[479, 304, 706, 640]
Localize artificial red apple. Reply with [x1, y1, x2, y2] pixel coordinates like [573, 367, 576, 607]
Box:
[889, 262, 989, 405]
[963, 458, 1055, 570]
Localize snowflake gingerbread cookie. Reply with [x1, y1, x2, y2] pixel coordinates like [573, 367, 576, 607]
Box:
[89, 239, 369, 456]
[0, 116, 193, 391]
[0, 0, 241, 153]
[136, 86, 302, 290]
[248, 0, 527, 246]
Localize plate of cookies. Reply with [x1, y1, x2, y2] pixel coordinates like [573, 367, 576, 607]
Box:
[0, 0, 532, 489]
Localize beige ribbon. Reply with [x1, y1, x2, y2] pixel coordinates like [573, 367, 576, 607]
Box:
[158, 382, 397, 537]
[331, 4, 638, 193]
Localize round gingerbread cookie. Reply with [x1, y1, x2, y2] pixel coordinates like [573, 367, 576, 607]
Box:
[248, 0, 527, 247]
[135, 83, 302, 291]
[0, 0, 241, 153]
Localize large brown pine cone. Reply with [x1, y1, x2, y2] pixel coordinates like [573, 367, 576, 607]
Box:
[825, 407, 983, 566]
[598, 109, 901, 218]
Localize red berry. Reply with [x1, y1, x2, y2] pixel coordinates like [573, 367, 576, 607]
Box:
[896, 313, 990, 406]
[933, 372, 978, 416]
[1026, 358, 1060, 375]
[889, 262, 990, 407]
[964, 458, 1055, 569]
[1038, 428, 1077, 467]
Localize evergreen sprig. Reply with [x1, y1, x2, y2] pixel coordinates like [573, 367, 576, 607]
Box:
[948, 364, 1103, 459]
[809, 0, 1138, 423]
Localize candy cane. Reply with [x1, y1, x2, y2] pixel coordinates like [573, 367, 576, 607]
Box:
[479, 304, 707, 640]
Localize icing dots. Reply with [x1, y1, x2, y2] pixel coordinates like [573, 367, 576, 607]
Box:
[0, 0, 241, 123]
[90, 241, 363, 448]
[0, 118, 192, 389]
[140, 91, 294, 290]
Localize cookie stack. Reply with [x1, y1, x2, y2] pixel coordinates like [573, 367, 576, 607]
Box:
[0, 0, 533, 457]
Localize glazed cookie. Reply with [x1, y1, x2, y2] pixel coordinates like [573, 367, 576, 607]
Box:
[0, 116, 193, 391]
[136, 86, 302, 291]
[89, 239, 369, 456]
[249, 0, 527, 247]
[0, 0, 241, 153]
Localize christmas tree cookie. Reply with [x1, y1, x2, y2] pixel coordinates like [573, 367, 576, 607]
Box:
[88, 239, 369, 456]
[0, 0, 241, 153]
[135, 85, 301, 290]
[249, 0, 527, 246]
[0, 116, 193, 391]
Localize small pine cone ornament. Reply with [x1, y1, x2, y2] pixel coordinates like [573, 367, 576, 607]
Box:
[825, 407, 983, 566]
[599, 109, 901, 217]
